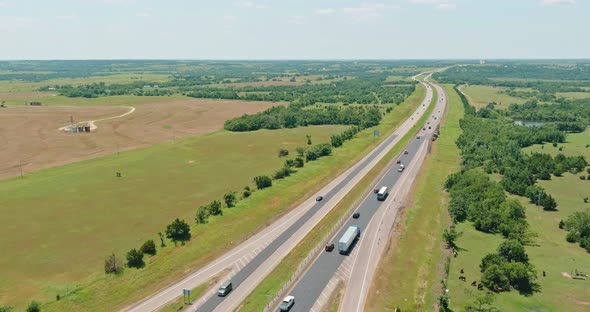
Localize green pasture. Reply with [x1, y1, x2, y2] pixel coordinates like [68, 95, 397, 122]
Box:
[460, 85, 528, 109]
[523, 129, 590, 160]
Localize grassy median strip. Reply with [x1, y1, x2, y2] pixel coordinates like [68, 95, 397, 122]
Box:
[156, 283, 208, 312]
[365, 83, 463, 311]
[237, 83, 436, 311]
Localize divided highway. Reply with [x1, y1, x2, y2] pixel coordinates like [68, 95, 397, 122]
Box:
[123, 75, 434, 312]
[279, 77, 447, 312]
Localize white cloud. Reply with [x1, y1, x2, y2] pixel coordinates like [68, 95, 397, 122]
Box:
[315, 8, 336, 15]
[223, 15, 237, 21]
[541, 0, 576, 5]
[437, 3, 456, 10]
[341, 3, 398, 21]
[56, 13, 77, 20]
[410, 0, 457, 10]
[135, 12, 151, 17]
[236, 1, 269, 9]
[288, 15, 306, 24]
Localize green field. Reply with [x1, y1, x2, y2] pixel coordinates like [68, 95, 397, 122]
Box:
[447, 169, 590, 309]
[366, 84, 463, 311]
[459, 85, 528, 109]
[238, 82, 431, 311]
[448, 175, 590, 311]
[1, 94, 189, 107]
[0, 84, 428, 311]
[0, 124, 346, 309]
[523, 129, 590, 159]
[0, 73, 171, 92]
[556, 92, 590, 100]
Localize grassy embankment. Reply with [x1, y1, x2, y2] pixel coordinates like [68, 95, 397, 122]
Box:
[446, 97, 590, 311]
[365, 84, 463, 311]
[237, 82, 435, 311]
[0, 125, 345, 310]
[4, 83, 427, 311]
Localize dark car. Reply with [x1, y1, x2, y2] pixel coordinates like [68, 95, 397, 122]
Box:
[417, 136, 421, 139]
[428, 126, 432, 129]
[353, 212, 360, 219]
[325, 243, 335, 252]
[423, 127, 426, 130]
[404, 150, 409, 154]
[316, 196, 323, 201]
[396, 159, 401, 164]
[373, 188, 379, 194]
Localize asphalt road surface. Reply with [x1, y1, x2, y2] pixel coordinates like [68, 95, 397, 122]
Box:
[282, 78, 446, 312]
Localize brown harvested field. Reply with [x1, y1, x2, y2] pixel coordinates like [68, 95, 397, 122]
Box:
[0, 91, 55, 99]
[0, 98, 278, 179]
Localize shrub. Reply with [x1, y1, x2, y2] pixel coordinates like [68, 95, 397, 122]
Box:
[566, 231, 577, 243]
[140, 239, 157, 256]
[104, 253, 123, 274]
[580, 175, 586, 180]
[278, 149, 289, 157]
[559, 220, 565, 229]
[126, 248, 144, 268]
[26, 301, 40, 312]
[254, 175, 272, 189]
[165, 218, 191, 245]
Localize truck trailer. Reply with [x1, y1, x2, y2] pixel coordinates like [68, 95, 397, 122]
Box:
[338, 225, 361, 254]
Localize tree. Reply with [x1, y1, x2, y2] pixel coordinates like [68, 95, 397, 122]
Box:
[195, 206, 209, 224]
[294, 157, 305, 168]
[166, 218, 191, 245]
[208, 200, 223, 216]
[126, 248, 145, 268]
[438, 293, 452, 312]
[243, 186, 252, 198]
[295, 147, 305, 157]
[442, 225, 462, 249]
[140, 239, 157, 256]
[104, 253, 123, 274]
[481, 264, 510, 290]
[0, 306, 13, 312]
[278, 149, 289, 157]
[254, 175, 272, 190]
[541, 194, 557, 211]
[498, 240, 529, 263]
[158, 231, 166, 247]
[465, 293, 498, 312]
[26, 301, 40, 312]
[306, 134, 312, 145]
[224, 192, 237, 208]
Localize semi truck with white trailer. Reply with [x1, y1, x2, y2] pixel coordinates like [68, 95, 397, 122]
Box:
[338, 225, 361, 254]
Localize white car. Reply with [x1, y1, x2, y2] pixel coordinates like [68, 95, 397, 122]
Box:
[279, 295, 295, 311]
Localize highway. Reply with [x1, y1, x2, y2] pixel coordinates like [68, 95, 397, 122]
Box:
[277, 77, 447, 312]
[123, 75, 434, 312]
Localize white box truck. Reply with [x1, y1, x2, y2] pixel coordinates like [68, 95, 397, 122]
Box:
[338, 225, 361, 254]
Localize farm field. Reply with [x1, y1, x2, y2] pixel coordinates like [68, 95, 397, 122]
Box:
[448, 173, 590, 311]
[366, 84, 463, 311]
[0, 99, 278, 179]
[0, 123, 347, 309]
[459, 85, 528, 109]
[556, 92, 590, 99]
[523, 129, 590, 160]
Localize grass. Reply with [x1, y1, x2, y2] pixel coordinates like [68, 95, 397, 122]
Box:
[238, 82, 434, 311]
[6, 85, 428, 312]
[556, 92, 590, 100]
[0, 73, 171, 92]
[446, 132, 590, 311]
[156, 283, 208, 312]
[1, 94, 188, 107]
[324, 281, 344, 312]
[365, 83, 463, 311]
[0, 125, 346, 310]
[523, 129, 590, 160]
[459, 85, 528, 109]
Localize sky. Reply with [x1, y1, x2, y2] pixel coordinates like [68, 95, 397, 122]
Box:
[0, 0, 588, 59]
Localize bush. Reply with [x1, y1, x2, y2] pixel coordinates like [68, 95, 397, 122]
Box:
[254, 175, 272, 189]
[278, 149, 289, 157]
[26, 301, 40, 312]
[580, 175, 587, 180]
[208, 200, 223, 216]
[195, 206, 209, 224]
[559, 220, 565, 229]
[104, 253, 123, 274]
[224, 192, 237, 208]
[126, 248, 144, 268]
[140, 239, 157, 256]
[273, 166, 292, 180]
[165, 218, 191, 245]
[566, 231, 577, 243]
